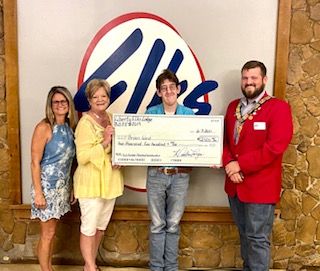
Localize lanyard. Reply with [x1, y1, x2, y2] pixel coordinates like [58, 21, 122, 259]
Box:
[235, 95, 272, 137]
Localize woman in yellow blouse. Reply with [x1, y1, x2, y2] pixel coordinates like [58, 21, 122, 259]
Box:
[73, 79, 123, 271]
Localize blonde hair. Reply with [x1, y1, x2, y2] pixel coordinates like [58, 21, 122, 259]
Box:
[45, 86, 77, 130]
[85, 79, 111, 100]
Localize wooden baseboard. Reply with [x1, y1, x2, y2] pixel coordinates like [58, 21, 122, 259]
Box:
[10, 204, 235, 224]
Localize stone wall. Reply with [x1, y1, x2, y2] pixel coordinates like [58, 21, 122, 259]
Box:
[0, 211, 248, 269]
[276, 0, 320, 270]
[1, 0, 320, 270]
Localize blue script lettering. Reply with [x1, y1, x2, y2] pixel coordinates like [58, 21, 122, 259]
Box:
[74, 28, 218, 115]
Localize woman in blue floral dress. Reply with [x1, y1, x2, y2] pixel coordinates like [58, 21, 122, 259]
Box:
[30, 86, 77, 271]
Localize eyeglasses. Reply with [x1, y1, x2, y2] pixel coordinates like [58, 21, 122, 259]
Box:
[52, 99, 68, 106]
[159, 84, 177, 92]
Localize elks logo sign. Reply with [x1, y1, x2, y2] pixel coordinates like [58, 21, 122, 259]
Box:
[74, 12, 218, 191]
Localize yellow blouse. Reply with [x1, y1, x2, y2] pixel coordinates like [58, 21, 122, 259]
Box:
[73, 113, 123, 199]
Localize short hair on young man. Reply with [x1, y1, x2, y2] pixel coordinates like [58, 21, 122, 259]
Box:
[241, 60, 267, 78]
[156, 69, 180, 89]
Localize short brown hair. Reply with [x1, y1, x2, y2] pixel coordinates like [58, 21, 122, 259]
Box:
[156, 69, 179, 89]
[241, 60, 267, 77]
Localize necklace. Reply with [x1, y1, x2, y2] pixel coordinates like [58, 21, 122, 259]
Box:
[91, 110, 110, 125]
[92, 111, 106, 120]
[235, 95, 272, 137]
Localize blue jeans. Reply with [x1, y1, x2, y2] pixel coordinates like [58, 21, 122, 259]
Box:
[147, 167, 190, 271]
[229, 195, 275, 271]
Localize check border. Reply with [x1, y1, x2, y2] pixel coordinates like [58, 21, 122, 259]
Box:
[112, 114, 224, 167]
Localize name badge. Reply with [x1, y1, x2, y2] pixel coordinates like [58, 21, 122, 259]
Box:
[254, 122, 266, 130]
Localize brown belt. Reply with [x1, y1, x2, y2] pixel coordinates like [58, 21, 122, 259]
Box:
[157, 167, 192, 175]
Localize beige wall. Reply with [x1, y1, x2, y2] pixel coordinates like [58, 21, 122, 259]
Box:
[17, 0, 279, 206]
[1, 0, 320, 270]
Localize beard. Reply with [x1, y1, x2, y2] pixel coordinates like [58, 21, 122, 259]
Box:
[241, 83, 265, 100]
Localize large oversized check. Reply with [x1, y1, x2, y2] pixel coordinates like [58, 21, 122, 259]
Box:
[112, 114, 224, 166]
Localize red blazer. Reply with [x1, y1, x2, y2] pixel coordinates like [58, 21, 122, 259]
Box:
[223, 94, 293, 203]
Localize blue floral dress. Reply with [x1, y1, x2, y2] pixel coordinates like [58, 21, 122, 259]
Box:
[31, 123, 75, 222]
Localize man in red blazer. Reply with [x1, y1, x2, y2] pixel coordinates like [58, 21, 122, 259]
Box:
[223, 60, 293, 271]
